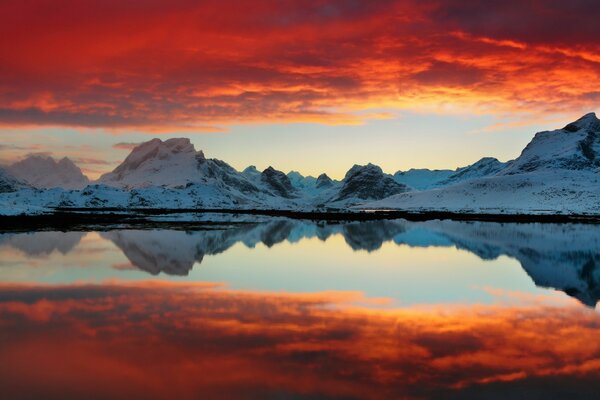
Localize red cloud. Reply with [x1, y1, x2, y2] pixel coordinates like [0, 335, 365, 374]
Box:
[1, 0, 599, 131]
[0, 282, 599, 399]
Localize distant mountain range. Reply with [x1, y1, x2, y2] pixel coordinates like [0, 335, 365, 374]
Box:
[7, 155, 89, 190]
[370, 112, 600, 214]
[1, 112, 599, 215]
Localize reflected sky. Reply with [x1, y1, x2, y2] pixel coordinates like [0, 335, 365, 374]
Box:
[1, 219, 599, 398]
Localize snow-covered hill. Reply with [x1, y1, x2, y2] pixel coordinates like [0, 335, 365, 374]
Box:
[367, 113, 600, 215]
[8, 155, 89, 189]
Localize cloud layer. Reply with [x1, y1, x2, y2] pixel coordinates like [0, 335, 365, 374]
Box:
[2, 0, 600, 130]
[1, 282, 599, 399]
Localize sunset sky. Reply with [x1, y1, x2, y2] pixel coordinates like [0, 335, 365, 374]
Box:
[1, 0, 600, 179]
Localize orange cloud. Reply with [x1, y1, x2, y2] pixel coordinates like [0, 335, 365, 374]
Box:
[0, 282, 599, 399]
[0, 1, 599, 131]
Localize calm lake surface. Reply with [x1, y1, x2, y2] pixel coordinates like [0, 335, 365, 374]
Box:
[1, 218, 599, 399]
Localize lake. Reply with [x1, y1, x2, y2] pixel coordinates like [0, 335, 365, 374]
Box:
[1, 218, 599, 399]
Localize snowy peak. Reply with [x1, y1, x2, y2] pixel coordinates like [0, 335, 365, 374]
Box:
[99, 138, 206, 188]
[501, 111, 600, 175]
[334, 163, 407, 202]
[112, 138, 202, 174]
[563, 112, 600, 132]
[8, 155, 89, 189]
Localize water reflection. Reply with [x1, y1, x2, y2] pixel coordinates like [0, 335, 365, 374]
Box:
[2, 219, 598, 307]
[0, 282, 599, 399]
[1, 219, 600, 398]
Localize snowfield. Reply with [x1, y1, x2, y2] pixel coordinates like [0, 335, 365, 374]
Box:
[365, 170, 600, 215]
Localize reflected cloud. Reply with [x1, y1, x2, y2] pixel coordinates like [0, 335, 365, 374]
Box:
[0, 282, 598, 399]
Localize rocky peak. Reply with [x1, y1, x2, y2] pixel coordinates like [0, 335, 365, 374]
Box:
[563, 112, 600, 132]
[334, 163, 407, 201]
[316, 173, 333, 188]
[261, 166, 296, 198]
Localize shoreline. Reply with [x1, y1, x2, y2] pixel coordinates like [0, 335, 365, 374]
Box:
[1, 207, 599, 231]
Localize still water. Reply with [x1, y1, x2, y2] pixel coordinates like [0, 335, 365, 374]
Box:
[1, 218, 599, 399]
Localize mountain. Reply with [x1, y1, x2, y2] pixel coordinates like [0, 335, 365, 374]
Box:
[287, 171, 316, 190]
[332, 163, 408, 203]
[8, 155, 89, 189]
[97, 138, 295, 208]
[315, 173, 334, 189]
[393, 168, 454, 190]
[438, 157, 506, 186]
[393, 158, 506, 191]
[2, 114, 600, 215]
[261, 167, 297, 198]
[98, 138, 206, 188]
[0, 167, 28, 193]
[500, 112, 600, 175]
[366, 113, 600, 215]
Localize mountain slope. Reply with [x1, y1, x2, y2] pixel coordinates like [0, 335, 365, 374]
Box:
[438, 157, 506, 186]
[500, 112, 600, 175]
[366, 113, 600, 214]
[393, 168, 454, 190]
[9, 155, 89, 189]
[0, 167, 28, 193]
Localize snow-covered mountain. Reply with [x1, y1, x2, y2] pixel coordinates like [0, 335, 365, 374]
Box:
[437, 157, 507, 186]
[393, 158, 507, 190]
[0, 167, 28, 193]
[393, 168, 454, 190]
[367, 113, 600, 215]
[8, 155, 89, 189]
[96, 138, 301, 208]
[331, 163, 408, 204]
[500, 112, 600, 175]
[98, 138, 206, 188]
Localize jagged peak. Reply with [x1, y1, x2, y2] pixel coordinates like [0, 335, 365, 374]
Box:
[563, 112, 600, 132]
[243, 165, 259, 174]
[344, 163, 383, 180]
[287, 170, 304, 179]
[262, 166, 280, 174]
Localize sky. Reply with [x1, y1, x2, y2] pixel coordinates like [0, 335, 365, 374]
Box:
[1, 0, 600, 179]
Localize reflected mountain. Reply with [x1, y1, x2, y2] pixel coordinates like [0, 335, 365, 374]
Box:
[2, 219, 599, 307]
[0, 231, 85, 257]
